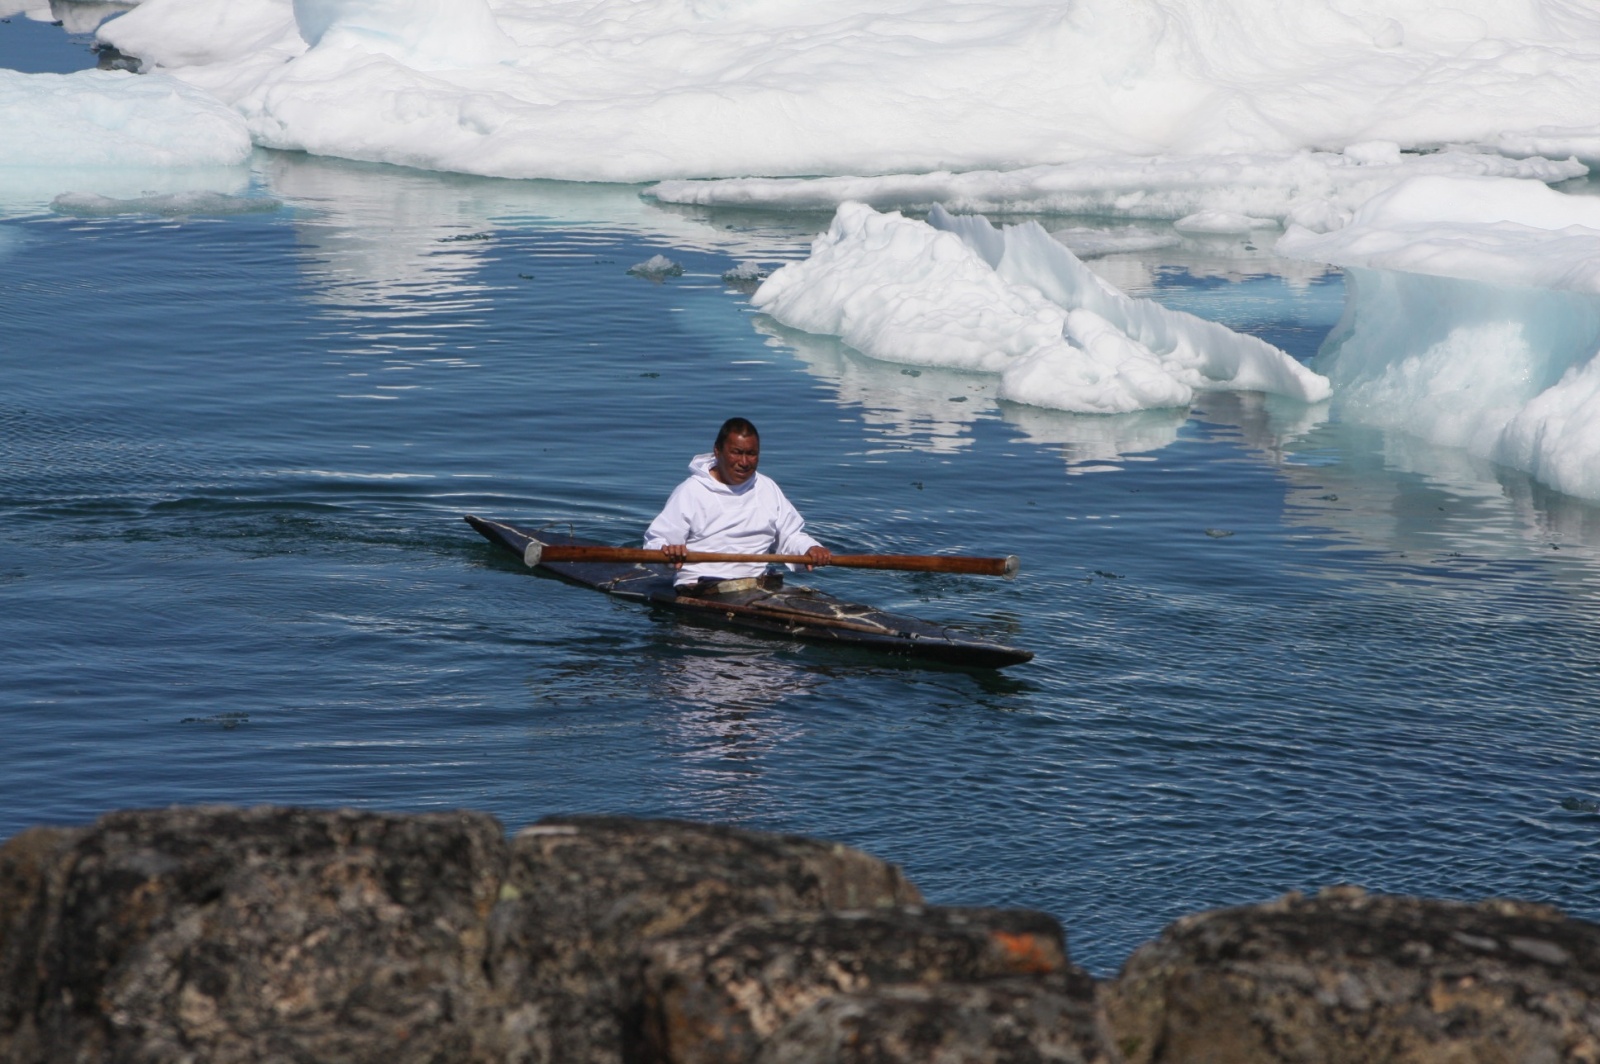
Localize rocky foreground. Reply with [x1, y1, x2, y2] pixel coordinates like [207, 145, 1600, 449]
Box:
[2, 807, 1597, 1063]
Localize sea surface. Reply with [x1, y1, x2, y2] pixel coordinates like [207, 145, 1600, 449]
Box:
[5, 17, 1600, 977]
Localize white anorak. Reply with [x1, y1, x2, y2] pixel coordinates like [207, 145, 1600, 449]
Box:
[643, 452, 821, 586]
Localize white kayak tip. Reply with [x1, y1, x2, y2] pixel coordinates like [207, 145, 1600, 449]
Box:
[523, 541, 543, 567]
[1004, 555, 1020, 580]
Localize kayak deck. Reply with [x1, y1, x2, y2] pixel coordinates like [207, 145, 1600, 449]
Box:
[464, 515, 1032, 669]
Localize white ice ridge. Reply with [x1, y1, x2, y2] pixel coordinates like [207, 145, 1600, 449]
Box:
[751, 203, 1331, 415]
[1275, 174, 1600, 500]
[0, 69, 251, 169]
[1278, 175, 1600, 293]
[648, 149, 1585, 228]
[92, 0, 1600, 183]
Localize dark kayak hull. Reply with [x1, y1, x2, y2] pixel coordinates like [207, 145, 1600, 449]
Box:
[464, 515, 1032, 669]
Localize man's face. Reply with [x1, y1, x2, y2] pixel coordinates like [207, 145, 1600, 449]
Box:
[714, 431, 760, 487]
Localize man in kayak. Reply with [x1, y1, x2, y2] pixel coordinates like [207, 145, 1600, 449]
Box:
[645, 417, 831, 596]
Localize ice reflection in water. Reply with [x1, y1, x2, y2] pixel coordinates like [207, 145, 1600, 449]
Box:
[1279, 426, 1600, 564]
[1086, 231, 1338, 296]
[755, 320, 990, 455]
[999, 403, 1189, 473]
[262, 152, 819, 315]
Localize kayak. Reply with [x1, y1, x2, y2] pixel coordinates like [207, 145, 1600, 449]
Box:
[464, 515, 1033, 669]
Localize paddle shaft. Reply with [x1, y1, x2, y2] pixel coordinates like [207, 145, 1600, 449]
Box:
[529, 543, 1019, 578]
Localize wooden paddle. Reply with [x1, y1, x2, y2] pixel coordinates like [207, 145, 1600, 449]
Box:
[523, 542, 1019, 578]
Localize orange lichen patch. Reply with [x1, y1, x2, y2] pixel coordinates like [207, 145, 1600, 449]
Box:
[990, 931, 1062, 975]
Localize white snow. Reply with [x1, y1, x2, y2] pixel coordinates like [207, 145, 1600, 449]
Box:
[1278, 175, 1600, 293]
[80, 0, 1600, 185]
[752, 202, 1330, 415]
[647, 150, 1585, 224]
[1174, 210, 1277, 235]
[0, 68, 250, 169]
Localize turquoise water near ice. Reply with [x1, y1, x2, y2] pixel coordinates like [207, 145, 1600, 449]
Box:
[5, 21, 1600, 976]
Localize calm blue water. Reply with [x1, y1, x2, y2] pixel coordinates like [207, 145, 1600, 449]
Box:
[5, 22, 1600, 976]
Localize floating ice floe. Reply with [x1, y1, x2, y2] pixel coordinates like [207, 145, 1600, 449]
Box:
[88, 0, 1600, 183]
[721, 261, 769, 292]
[1279, 175, 1600, 501]
[0, 68, 251, 169]
[626, 254, 683, 281]
[50, 191, 282, 216]
[647, 149, 1585, 226]
[1279, 175, 1600, 292]
[723, 261, 766, 283]
[752, 202, 1331, 415]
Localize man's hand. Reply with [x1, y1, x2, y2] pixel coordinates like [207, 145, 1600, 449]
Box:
[661, 544, 688, 569]
[804, 545, 832, 570]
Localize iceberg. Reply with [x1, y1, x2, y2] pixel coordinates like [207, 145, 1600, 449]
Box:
[1279, 175, 1600, 501]
[1279, 174, 1600, 292]
[0, 67, 250, 169]
[86, 0, 1600, 184]
[752, 203, 1330, 415]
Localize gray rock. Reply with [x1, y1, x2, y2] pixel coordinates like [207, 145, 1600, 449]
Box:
[754, 980, 1112, 1064]
[1105, 885, 1600, 1064]
[635, 906, 1093, 1063]
[0, 809, 925, 1064]
[0, 805, 506, 1064]
[20, 808, 1600, 1064]
[487, 816, 923, 1064]
[0, 826, 86, 1060]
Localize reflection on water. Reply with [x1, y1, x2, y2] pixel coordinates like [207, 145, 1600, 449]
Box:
[647, 630, 823, 716]
[1191, 391, 1330, 467]
[1084, 231, 1339, 296]
[523, 625, 821, 824]
[756, 319, 992, 455]
[260, 153, 821, 313]
[1000, 403, 1188, 472]
[1280, 424, 1600, 564]
[266, 155, 510, 318]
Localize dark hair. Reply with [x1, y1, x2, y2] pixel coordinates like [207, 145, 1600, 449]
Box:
[714, 417, 759, 449]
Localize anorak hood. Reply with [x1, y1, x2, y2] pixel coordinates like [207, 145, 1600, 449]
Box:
[688, 451, 757, 496]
